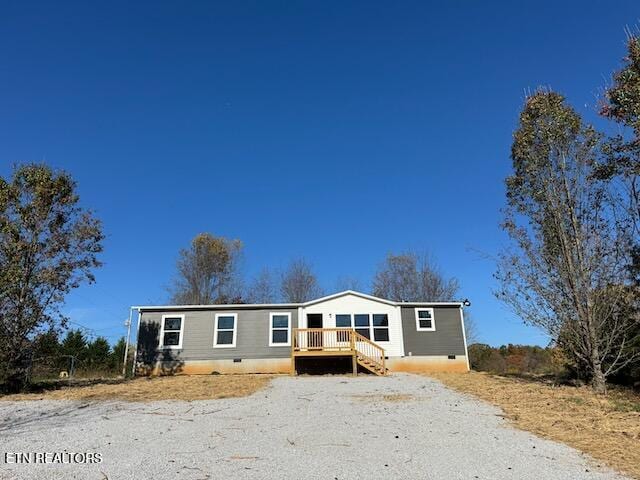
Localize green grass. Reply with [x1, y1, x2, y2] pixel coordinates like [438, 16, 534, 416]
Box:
[610, 398, 640, 413]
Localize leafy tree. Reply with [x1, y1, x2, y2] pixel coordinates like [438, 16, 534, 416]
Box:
[31, 329, 61, 376]
[0, 164, 103, 391]
[281, 258, 322, 303]
[110, 336, 128, 371]
[496, 91, 637, 393]
[598, 34, 640, 385]
[85, 337, 111, 369]
[31, 330, 60, 361]
[598, 34, 640, 243]
[60, 329, 88, 361]
[170, 233, 243, 305]
[372, 252, 459, 301]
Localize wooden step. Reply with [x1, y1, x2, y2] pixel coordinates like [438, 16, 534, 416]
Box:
[356, 358, 386, 376]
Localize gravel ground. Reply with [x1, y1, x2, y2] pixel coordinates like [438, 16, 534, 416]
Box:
[0, 374, 631, 480]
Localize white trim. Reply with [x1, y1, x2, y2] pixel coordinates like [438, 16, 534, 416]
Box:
[269, 312, 291, 347]
[459, 306, 470, 370]
[132, 290, 463, 311]
[353, 313, 372, 338]
[397, 301, 464, 306]
[371, 313, 391, 343]
[132, 308, 142, 376]
[213, 313, 237, 348]
[415, 308, 436, 332]
[158, 314, 185, 349]
[396, 305, 405, 357]
[333, 312, 391, 343]
[302, 290, 398, 307]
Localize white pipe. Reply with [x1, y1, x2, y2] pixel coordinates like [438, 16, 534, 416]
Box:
[131, 308, 141, 377]
[122, 308, 133, 376]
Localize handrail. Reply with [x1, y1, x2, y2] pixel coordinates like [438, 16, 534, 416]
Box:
[292, 328, 386, 375]
[351, 330, 385, 373]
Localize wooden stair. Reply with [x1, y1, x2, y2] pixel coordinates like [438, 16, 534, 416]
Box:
[291, 327, 387, 376]
[352, 330, 387, 376]
[356, 354, 387, 376]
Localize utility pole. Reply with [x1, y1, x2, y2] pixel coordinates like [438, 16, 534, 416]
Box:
[122, 308, 133, 377]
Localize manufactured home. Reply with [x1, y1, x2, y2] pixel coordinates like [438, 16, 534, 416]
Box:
[132, 290, 470, 376]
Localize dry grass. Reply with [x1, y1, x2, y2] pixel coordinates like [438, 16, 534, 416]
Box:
[1, 375, 274, 402]
[430, 371, 640, 479]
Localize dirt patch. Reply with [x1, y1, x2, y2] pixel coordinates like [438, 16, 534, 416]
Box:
[0, 374, 274, 402]
[430, 371, 640, 479]
[350, 393, 415, 402]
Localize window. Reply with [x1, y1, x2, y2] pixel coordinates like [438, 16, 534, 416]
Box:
[335, 314, 351, 327]
[336, 314, 351, 341]
[159, 315, 184, 349]
[373, 314, 389, 341]
[214, 313, 237, 348]
[335, 313, 390, 342]
[354, 314, 370, 339]
[269, 312, 291, 346]
[415, 308, 436, 331]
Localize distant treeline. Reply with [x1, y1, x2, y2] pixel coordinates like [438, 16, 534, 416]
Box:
[468, 343, 639, 388]
[468, 344, 558, 375]
[29, 330, 131, 379]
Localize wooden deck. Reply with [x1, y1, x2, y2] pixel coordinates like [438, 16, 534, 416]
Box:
[291, 328, 387, 376]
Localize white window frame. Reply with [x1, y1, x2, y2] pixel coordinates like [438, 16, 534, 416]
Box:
[159, 314, 185, 349]
[372, 313, 390, 342]
[268, 312, 291, 347]
[353, 313, 372, 339]
[213, 313, 237, 348]
[334, 312, 390, 343]
[415, 307, 436, 331]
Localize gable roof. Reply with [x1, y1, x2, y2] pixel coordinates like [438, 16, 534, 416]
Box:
[132, 290, 463, 311]
[301, 290, 398, 307]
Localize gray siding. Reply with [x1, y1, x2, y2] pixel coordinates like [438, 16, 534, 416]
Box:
[137, 307, 298, 363]
[401, 306, 466, 356]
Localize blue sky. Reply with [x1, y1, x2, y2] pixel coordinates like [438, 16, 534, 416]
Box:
[1, 1, 638, 346]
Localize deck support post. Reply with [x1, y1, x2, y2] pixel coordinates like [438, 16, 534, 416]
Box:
[350, 332, 357, 376]
[290, 340, 296, 376]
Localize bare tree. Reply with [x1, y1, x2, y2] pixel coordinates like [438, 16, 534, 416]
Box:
[246, 267, 279, 304]
[335, 275, 362, 292]
[170, 233, 243, 305]
[372, 252, 460, 301]
[496, 90, 639, 393]
[281, 259, 322, 303]
[418, 254, 461, 301]
[463, 311, 480, 345]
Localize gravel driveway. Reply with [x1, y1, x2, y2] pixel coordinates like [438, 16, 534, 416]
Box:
[0, 373, 630, 480]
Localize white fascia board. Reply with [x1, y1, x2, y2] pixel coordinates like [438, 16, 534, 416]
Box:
[397, 302, 464, 307]
[301, 290, 398, 307]
[132, 291, 463, 311]
[133, 302, 302, 311]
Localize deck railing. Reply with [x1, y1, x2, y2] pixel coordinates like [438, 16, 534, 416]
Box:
[352, 330, 386, 373]
[292, 328, 386, 374]
[292, 328, 354, 352]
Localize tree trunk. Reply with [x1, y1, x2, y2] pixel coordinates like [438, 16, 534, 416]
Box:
[588, 318, 606, 393]
[584, 299, 607, 394]
[590, 358, 606, 394]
